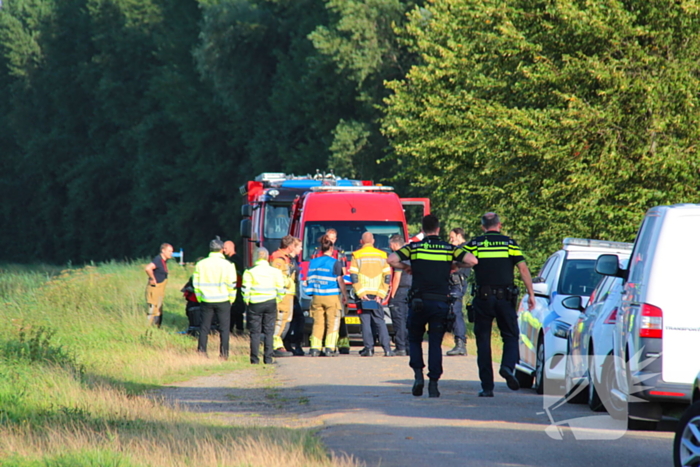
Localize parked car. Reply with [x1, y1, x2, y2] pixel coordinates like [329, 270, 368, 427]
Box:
[597, 204, 700, 430]
[673, 372, 700, 467]
[562, 260, 628, 414]
[516, 238, 633, 394]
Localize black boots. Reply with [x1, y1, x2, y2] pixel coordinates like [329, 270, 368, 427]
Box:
[446, 337, 467, 356]
[428, 379, 440, 398]
[412, 368, 424, 396]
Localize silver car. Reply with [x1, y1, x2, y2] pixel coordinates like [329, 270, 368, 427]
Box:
[562, 264, 627, 414]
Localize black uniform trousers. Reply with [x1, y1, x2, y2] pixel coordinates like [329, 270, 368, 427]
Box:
[198, 301, 231, 358]
[389, 287, 410, 351]
[246, 299, 277, 364]
[230, 291, 245, 333]
[359, 296, 391, 353]
[473, 295, 519, 391]
[407, 299, 450, 380]
[283, 297, 304, 347]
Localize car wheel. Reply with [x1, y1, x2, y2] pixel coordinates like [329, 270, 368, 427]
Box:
[516, 368, 534, 389]
[535, 338, 546, 395]
[565, 355, 587, 404]
[598, 353, 626, 417]
[674, 401, 700, 467]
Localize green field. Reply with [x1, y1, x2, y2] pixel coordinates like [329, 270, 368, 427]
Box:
[0, 262, 356, 467]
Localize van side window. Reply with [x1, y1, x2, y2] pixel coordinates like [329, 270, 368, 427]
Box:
[628, 215, 660, 284]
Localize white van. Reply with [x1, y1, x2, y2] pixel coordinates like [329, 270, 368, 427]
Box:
[596, 204, 700, 429]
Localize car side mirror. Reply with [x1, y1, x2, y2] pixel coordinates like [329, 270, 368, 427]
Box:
[596, 254, 627, 280]
[533, 282, 549, 297]
[532, 276, 545, 284]
[562, 295, 584, 312]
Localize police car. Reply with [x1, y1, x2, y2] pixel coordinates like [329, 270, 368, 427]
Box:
[515, 238, 633, 394]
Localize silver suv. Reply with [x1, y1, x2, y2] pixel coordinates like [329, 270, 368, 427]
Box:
[515, 238, 632, 394]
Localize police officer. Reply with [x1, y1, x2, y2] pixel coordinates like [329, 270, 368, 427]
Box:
[388, 215, 478, 398]
[242, 248, 286, 365]
[193, 238, 238, 360]
[464, 212, 535, 397]
[389, 234, 410, 356]
[446, 228, 471, 356]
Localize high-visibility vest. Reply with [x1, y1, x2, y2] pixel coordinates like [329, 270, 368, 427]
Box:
[242, 259, 286, 304]
[193, 252, 237, 303]
[305, 255, 341, 296]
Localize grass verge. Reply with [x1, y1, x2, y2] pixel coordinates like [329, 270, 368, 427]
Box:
[0, 262, 359, 467]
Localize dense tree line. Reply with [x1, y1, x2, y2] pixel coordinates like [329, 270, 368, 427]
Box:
[1, 0, 699, 266]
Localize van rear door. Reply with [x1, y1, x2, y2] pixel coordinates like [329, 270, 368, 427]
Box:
[649, 210, 700, 385]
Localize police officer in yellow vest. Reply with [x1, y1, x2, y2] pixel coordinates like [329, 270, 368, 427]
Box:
[464, 212, 535, 397]
[242, 247, 286, 365]
[349, 232, 394, 357]
[193, 238, 238, 360]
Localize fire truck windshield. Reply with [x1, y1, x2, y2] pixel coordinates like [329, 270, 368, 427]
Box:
[302, 221, 404, 261]
[264, 205, 292, 240]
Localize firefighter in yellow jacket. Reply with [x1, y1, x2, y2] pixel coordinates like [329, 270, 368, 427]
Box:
[270, 235, 301, 357]
[349, 231, 394, 357]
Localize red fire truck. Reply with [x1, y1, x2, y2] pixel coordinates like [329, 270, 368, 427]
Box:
[288, 185, 430, 339]
[239, 172, 367, 268]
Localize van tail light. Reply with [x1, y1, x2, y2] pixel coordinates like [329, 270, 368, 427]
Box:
[639, 303, 663, 338]
[604, 307, 618, 325]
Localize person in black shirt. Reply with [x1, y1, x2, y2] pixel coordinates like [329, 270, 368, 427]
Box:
[464, 212, 535, 397]
[144, 243, 174, 328]
[388, 215, 477, 398]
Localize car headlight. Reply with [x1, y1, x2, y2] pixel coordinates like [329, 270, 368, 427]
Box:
[552, 321, 570, 339]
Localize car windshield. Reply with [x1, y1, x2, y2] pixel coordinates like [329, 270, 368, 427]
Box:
[558, 259, 602, 297]
[302, 221, 404, 261]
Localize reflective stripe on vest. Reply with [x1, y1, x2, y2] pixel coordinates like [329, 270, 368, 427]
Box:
[193, 252, 237, 303]
[305, 255, 340, 296]
[242, 259, 286, 304]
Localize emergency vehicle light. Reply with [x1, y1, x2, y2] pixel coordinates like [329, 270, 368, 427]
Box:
[309, 186, 394, 192]
[562, 238, 633, 251]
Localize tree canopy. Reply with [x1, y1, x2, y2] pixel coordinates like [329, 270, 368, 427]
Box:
[384, 0, 700, 263]
[1, 0, 699, 266]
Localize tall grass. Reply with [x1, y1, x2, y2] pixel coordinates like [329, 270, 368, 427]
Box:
[0, 262, 358, 467]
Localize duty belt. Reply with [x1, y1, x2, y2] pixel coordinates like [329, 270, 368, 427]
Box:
[475, 285, 517, 301]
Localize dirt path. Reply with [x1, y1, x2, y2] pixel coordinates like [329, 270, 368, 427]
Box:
[158, 347, 674, 467]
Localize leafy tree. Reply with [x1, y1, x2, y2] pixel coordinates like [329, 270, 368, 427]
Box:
[383, 0, 700, 265]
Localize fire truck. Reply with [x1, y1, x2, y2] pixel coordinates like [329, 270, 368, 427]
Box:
[240, 172, 430, 344]
[239, 172, 367, 269]
[288, 185, 430, 340]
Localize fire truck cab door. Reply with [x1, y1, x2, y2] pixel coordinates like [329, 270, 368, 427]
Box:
[400, 198, 431, 217]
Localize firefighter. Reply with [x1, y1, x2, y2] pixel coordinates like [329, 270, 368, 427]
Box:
[349, 232, 394, 357]
[446, 228, 471, 356]
[242, 247, 286, 365]
[193, 238, 238, 360]
[388, 215, 477, 397]
[464, 212, 535, 397]
[305, 234, 348, 356]
[270, 235, 302, 357]
[144, 243, 174, 328]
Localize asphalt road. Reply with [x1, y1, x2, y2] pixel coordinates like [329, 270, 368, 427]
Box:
[275, 347, 675, 467]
